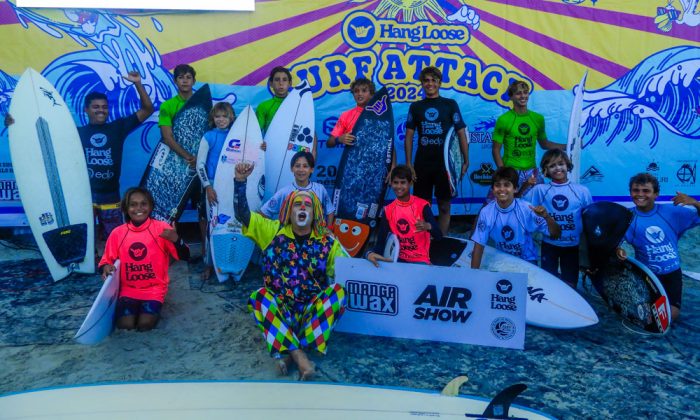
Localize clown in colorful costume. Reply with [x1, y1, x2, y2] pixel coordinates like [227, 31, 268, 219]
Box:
[234, 161, 346, 380]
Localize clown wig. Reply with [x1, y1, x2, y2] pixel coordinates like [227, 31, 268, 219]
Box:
[278, 190, 327, 236]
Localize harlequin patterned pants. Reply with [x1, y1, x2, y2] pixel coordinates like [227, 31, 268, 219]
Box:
[248, 284, 346, 356]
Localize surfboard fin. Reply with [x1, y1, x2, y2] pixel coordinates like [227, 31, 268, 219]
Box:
[42, 223, 87, 267]
[440, 375, 469, 396]
[465, 383, 528, 419]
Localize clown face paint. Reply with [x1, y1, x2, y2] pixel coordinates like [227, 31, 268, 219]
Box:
[292, 195, 314, 228]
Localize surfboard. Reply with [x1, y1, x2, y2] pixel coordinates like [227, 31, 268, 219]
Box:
[141, 85, 212, 222]
[75, 260, 120, 344]
[383, 232, 400, 262]
[263, 80, 315, 202]
[8, 68, 95, 281]
[428, 236, 599, 329]
[567, 71, 587, 184]
[332, 87, 394, 257]
[209, 105, 264, 282]
[0, 380, 555, 419]
[582, 201, 671, 334]
[443, 126, 465, 198]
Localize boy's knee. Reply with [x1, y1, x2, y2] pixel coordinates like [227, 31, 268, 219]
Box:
[116, 316, 136, 330]
[137, 315, 159, 331]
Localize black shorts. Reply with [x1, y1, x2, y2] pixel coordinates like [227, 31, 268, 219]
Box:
[115, 296, 163, 318]
[657, 269, 682, 309]
[413, 165, 451, 202]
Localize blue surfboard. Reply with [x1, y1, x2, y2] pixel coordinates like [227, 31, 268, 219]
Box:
[332, 87, 394, 257]
[141, 85, 212, 222]
[75, 260, 120, 345]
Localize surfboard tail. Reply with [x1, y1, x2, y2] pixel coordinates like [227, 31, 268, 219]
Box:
[42, 223, 88, 268]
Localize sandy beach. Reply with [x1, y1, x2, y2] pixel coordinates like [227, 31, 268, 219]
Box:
[1, 224, 699, 419]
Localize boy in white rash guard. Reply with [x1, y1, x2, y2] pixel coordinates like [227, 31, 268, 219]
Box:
[616, 172, 700, 321]
[471, 167, 560, 269]
[525, 149, 592, 288]
[259, 151, 335, 226]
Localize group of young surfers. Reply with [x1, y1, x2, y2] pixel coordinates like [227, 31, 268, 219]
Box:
[7, 62, 699, 380]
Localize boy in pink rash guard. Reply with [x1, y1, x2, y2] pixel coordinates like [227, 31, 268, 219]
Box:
[326, 78, 375, 148]
[99, 187, 190, 331]
[366, 165, 442, 266]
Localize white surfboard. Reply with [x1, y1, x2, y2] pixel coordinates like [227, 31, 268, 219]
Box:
[263, 80, 315, 201]
[8, 68, 95, 281]
[209, 106, 264, 282]
[75, 260, 120, 345]
[443, 126, 467, 198]
[0, 381, 555, 419]
[567, 71, 587, 184]
[391, 234, 598, 329]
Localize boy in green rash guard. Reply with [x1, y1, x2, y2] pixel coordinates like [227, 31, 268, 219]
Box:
[491, 80, 565, 197]
[256, 66, 317, 158]
[158, 64, 207, 257]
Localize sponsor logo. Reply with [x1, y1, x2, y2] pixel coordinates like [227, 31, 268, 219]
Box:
[90, 133, 108, 147]
[413, 285, 473, 323]
[644, 226, 665, 244]
[676, 162, 696, 185]
[290, 125, 314, 144]
[652, 296, 670, 333]
[87, 168, 115, 180]
[527, 286, 548, 303]
[424, 107, 439, 122]
[128, 242, 148, 261]
[366, 95, 389, 116]
[581, 165, 604, 183]
[396, 218, 411, 235]
[517, 123, 530, 135]
[469, 131, 493, 144]
[85, 147, 113, 166]
[343, 11, 469, 50]
[646, 161, 659, 172]
[40, 87, 60, 106]
[501, 225, 515, 242]
[227, 138, 242, 152]
[491, 317, 516, 340]
[346, 280, 398, 315]
[551, 194, 569, 211]
[124, 261, 156, 281]
[470, 162, 495, 186]
[39, 212, 54, 226]
[323, 117, 338, 136]
[0, 180, 19, 201]
[496, 279, 512, 294]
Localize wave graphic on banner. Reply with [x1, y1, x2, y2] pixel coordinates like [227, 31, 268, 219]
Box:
[581, 46, 700, 149]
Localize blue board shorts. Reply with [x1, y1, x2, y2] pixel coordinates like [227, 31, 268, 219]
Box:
[115, 297, 163, 318]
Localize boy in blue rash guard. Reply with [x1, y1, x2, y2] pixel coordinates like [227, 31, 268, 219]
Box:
[196, 102, 236, 280]
[616, 173, 700, 321]
[525, 149, 592, 288]
[471, 167, 561, 269]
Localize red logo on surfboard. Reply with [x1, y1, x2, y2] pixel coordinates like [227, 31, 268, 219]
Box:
[652, 296, 670, 333]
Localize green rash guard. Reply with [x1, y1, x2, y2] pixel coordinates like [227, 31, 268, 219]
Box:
[158, 95, 187, 127]
[493, 110, 547, 170]
[256, 96, 284, 134]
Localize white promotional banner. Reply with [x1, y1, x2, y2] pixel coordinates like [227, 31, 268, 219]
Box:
[334, 257, 527, 350]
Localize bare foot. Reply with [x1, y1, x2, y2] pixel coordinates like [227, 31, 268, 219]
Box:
[290, 349, 315, 381]
[276, 355, 292, 376]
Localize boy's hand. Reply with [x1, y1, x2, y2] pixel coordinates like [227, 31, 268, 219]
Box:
[461, 161, 469, 179]
[101, 263, 116, 280]
[407, 164, 417, 182]
[185, 153, 196, 167]
[235, 161, 255, 181]
[206, 186, 218, 205]
[672, 191, 698, 206]
[340, 133, 356, 146]
[616, 247, 627, 261]
[367, 251, 392, 268]
[160, 226, 179, 242]
[123, 70, 142, 85]
[530, 205, 549, 218]
[4, 113, 14, 127]
[260, 141, 267, 151]
[415, 220, 431, 232]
